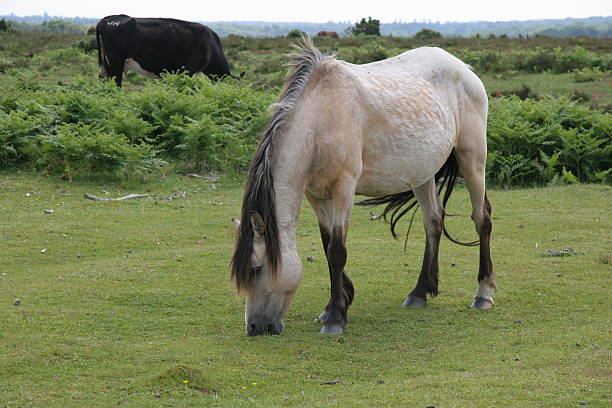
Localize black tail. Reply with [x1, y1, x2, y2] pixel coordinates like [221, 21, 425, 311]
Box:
[356, 150, 479, 247]
[95, 23, 104, 72]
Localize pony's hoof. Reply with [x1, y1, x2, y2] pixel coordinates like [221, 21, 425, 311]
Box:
[320, 324, 344, 334]
[403, 295, 427, 307]
[315, 311, 329, 322]
[470, 297, 493, 310]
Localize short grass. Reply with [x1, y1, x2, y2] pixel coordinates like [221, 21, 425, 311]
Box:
[1, 173, 610, 407]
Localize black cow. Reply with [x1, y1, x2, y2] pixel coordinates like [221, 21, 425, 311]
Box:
[96, 15, 240, 86]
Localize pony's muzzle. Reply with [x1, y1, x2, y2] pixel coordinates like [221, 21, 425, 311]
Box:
[247, 318, 284, 336]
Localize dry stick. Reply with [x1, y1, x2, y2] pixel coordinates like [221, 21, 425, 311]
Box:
[83, 193, 150, 201]
[166, 191, 187, 201]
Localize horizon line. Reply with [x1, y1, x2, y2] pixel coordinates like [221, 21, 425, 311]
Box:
[1, 13, 610, 25]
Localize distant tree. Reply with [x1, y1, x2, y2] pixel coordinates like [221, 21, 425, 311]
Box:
[413, 28, 442, 40]
[0, 18, 11, 32]
[41, 19, 83, 34]
[286, 29, 306, 39]
[347, 17, 381, 36]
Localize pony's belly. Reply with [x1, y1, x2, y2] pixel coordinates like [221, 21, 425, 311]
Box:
[356, 142, 452, 197]
[356, 165, 420, 196]
[355, 178, 412, 197]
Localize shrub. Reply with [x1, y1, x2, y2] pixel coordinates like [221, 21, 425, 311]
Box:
[344, 42, 390, 64]
[573, 67, 608, 82]
[0, 73, 274, 178]
[76, 36, 98, 53]
[38, 123, 160, 180]
[127, 73, 273, 171]
[487, 96, 612, 186]
[0, 110, 51, 168]
[286, 29, 306, 39]
[414, 29, 442, 41]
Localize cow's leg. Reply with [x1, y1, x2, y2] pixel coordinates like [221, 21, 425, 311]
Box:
[105, 54, 124, 87]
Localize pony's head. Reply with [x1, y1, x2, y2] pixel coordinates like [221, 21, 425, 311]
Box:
[230, 132, 304, 336]
[231, 211, 302, 336]
[230, 35, 328, 336]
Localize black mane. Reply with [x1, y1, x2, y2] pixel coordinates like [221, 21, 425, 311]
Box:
[230, 36, 334, 290]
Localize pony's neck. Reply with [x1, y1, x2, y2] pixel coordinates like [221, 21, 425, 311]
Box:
[272, 132, 312, 248]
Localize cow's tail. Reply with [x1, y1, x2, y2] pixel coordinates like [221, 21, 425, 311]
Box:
[95, 23, 105, 77]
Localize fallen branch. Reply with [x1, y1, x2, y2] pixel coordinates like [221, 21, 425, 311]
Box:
[542, 248, 577, 257]
[166, 191, 187, 201]
[83, 193, 150, 201]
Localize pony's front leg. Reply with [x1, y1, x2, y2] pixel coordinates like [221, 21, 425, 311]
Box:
[306, 187, 355, 334]
[316, 223, 354, 324]
[320, 224, 350, 334]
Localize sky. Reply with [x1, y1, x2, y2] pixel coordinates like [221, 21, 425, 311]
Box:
[0, 0, 610, 23]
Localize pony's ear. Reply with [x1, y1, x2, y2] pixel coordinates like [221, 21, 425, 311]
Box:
[249, 211, 265, 239]
[231, 217, 241, 230]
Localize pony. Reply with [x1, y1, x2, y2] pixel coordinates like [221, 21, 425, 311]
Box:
[316, 30, 339, 38]
[231, 37, 495, 336]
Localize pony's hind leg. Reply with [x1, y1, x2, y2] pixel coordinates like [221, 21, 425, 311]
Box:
[456, 130, 496, 309]
[306, 182, 356, 334]
[403, 178, 444, 307]
[469, 191, 495, 309]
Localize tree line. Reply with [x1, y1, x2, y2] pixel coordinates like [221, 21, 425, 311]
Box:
[1, 14, 611, 38]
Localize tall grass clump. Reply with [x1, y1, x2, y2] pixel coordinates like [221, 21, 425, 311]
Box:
[0, 73, 274, 179]
[487, 96, 611, 187]
[38, 123, 160, 180]
[130, 73, 273, 171]
[455, 46, 611, 74]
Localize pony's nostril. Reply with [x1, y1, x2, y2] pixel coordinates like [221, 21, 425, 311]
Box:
[247, 320, 283, 336]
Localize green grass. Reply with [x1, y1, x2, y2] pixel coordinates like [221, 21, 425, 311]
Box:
[1, 173, 610, 407]
[2, 30, 611, 108]
[482, 72, 612, 110]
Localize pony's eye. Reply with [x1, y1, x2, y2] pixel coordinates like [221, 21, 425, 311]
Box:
[251, 266, 262, 275]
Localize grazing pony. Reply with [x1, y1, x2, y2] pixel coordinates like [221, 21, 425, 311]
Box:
[316, 30, 339, 38]
[231, 37, 495, 336]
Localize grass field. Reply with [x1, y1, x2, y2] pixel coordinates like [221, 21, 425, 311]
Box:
[2, 31, 611, 110]
[481, 72, 612, 110]
[1, 173, 610, 407]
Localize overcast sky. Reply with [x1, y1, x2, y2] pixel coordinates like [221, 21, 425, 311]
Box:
[1, 0, 610, 23]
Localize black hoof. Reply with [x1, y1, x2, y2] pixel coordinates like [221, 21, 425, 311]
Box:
[470, 297, 493, 310]
[320, 324, 344, 334]
[403, 295, 427, 307]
